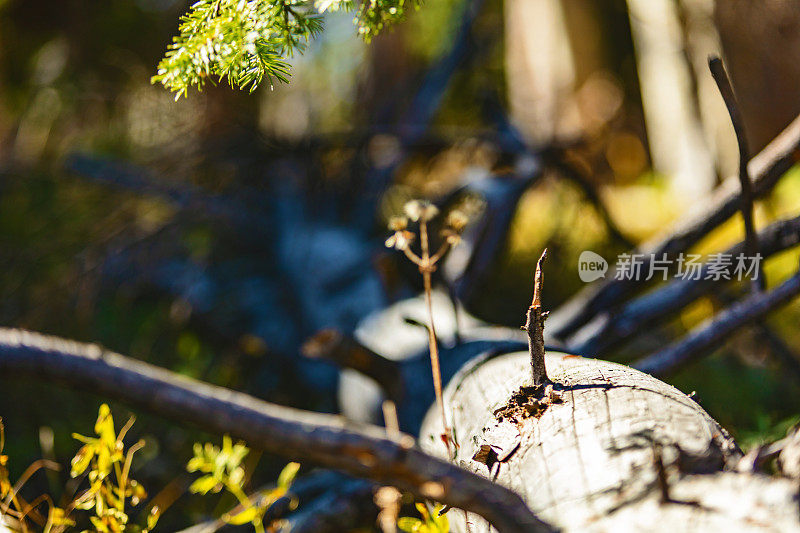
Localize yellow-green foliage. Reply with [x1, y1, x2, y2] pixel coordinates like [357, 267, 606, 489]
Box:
[0, 407, 303, 533]
[398, 503, 450, 533]
[67, 404, 160, 533]
[0, 406, 160, 533]
[187, 436, 299, 533]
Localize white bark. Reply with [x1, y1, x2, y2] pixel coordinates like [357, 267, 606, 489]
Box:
[420, 351, 800, 532]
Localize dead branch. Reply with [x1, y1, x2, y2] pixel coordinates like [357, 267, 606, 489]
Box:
[572, 215, 800, 356]
[708, 55, 763, 291]
[634, 268, 800, 376]
[0, 328, 551, 533]
[552, 112, 800, 340]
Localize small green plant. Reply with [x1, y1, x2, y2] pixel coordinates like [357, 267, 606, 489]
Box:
[0, 406, 160, 533]
[68, 404, 160, 533]
[0, 407, 302, 533]
[398, 502, 450, 533]
[187, 436, 300, 533]
[154, 0, 419, 98]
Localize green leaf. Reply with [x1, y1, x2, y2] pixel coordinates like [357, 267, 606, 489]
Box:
[94, 404, 116, 448]
[224, 505, 261, 525]
[189, 474, 220, 495]
[70, 444, 95, 478]
[398, 517, 423, 532]
[414, 502, 429, 520]
[147, 506, 161, 531]
[277, 462, 300, 488]
[432, 505, 449, 532]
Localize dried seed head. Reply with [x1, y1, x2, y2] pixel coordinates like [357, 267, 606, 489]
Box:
[404, 200, 438, 222]
[441, 229, 462, 246]
[445, 209, 469, 232]
[388, 215, 408, 231]
[385, 230, 415, 250]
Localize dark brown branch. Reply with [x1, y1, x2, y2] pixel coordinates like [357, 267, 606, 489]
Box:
[524, 250, 549, 387]
[301, 329, 404, 403]
[572, 215, 800, 356]
[0, 329, 552, 533]
[544, 151, 633, 248]
[634, 269, 800, 376]
[708, 56, 763, 291]
[553, 112, 800, 341]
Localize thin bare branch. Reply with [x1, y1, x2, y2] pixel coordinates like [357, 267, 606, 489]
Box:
[634, 268, 800, 376]
[553, 112, 800, 340]
[572, 215, 800, 356]
[709, 56, 763, 291]
[419, 217, 453, 455]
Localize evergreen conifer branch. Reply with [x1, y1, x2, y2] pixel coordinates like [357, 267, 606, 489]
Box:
[154, 0, 420, 97]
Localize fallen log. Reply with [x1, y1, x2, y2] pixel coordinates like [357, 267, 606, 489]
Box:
[420, 351, 800, 532]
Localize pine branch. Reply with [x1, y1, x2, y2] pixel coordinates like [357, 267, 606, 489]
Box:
[154, 0, 421, 97]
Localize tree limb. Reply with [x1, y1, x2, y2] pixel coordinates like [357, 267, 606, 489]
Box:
[552, 112, 800, 340]
[708, 55, 763, 291]
[572, 215, 800, 356]
[0, 328, 551, 533]
[634, 268, 800, 376]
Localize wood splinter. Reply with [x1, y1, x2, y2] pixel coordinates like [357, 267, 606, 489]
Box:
[524, 249, 550, 388]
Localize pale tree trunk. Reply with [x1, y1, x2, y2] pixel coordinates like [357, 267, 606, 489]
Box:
[504, 0, 580, 144]
[678, 0, 740, 181]
[626, 0, 716, 198]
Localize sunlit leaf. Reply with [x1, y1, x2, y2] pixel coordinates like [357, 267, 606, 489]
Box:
[189, 474, 220, 495]
[224, 505, 261, 525]
[71, 444, 95, 477]
[48, 506, 76, 527]
[94, 404, 116, 449]
[398, 516, 423, 532]
[147, 505, 161, 531]
[277, 462, 300, 489]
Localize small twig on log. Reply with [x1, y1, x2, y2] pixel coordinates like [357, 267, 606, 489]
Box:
[524, 250, 550, 387]
[709, 56, 764, 292]
[634, 267, 800, 376]
[553, 112, 800, 340]
[0, 328, 553, 533]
